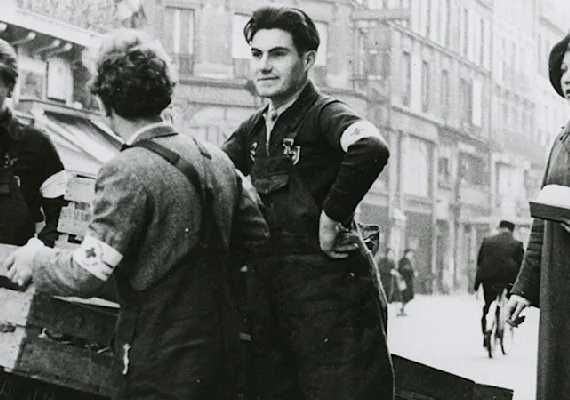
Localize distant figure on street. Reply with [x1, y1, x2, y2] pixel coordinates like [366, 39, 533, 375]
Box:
[397, 249, 416, 316]
[475, 220, 523, 346]
[3, 29, 269, 400]
[377, 247, 397, 302]
[507, 33, 570, 399]
[0, 38, 66, 247]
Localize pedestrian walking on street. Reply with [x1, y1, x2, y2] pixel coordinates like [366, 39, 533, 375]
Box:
[475, 220, 523, 347]
[397, 249, 416, 316]
[223, 6, 394, 400]
[3, 29, 269, 400]
[377, 247, 398, 303]
[507, 33, 570, 400]
[0, 38, 66, 248]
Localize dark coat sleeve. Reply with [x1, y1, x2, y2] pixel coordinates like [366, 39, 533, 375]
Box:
[511, 158, 551, 306]
[511, 218, 543, 306]
[317, 103, 389, 223]
[229, 170, 270, 264]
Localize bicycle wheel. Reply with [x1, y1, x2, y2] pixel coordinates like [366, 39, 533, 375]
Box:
[500, 324, 514, 354]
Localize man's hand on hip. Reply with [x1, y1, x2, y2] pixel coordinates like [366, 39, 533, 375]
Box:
[319, 211, 357, 259]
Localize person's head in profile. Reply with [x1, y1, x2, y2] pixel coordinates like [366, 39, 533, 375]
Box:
[0, 38, 19, 114]
[548, 33, 570, 102]
[90, 29, 175, 136]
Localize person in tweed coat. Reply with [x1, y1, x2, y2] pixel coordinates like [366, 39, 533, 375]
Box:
[3, 29, 269, 400]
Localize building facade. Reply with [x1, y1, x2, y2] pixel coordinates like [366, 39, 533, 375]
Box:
[14, 0, 570, 294]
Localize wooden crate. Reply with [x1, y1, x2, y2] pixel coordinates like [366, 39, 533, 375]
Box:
[0, 244, 116, 398]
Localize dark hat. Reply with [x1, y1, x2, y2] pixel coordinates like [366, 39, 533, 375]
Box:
[548, 33, 570, 98]
[499, 220, 515, 231]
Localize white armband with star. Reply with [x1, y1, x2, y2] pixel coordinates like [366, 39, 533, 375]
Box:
[339, 121, 381, 152]
[72, 235, 123, 281]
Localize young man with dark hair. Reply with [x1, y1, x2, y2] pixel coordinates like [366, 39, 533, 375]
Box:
[0, 38, 66, 247]
[475, 220, 524, 347]
[4, 29, 269, 400]
[224, 7, 394, 400]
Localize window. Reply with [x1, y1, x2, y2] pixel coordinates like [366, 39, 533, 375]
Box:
[403, 137, 430, 196]
[479, 18, 485, 66]
[232, 14, 251, 78]
[511, 42, 517, 81]
[471, 79, 482, 127]
[232, 14, 250, 59]
[438, 157, 451, 187]
[460, 78, 472, 125]
[314, 22, 328, 67]
[441, 70, 450, 117]
[460, 154, 487, 186]
[47, 58, 70, 102]
[402, 52, 411, 106]
[426, 0, 432, 38]
[164, 7, 195, 75]
[537, 34, 542, 73]
[445, 0, 451, 48]
[501, 39, 507, 83]
[462, 9, 469, 57]
[421, 60, 430, 113]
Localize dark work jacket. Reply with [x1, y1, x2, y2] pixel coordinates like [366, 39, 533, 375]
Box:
[223, 81, 389, 255]
[0, 109, 64, 246]
[475, 231, 524, 290]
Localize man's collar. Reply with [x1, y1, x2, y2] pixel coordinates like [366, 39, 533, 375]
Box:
[250, 81, 320, 130]
[266, 83, 307, 121]
[125, 121, 175, 146]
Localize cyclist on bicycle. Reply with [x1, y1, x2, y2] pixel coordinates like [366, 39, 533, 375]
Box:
[474, 220, 524, 347]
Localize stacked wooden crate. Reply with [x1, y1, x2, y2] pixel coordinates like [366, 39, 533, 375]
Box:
[56, 171, 96, 250]
[0, 171, 116, 398]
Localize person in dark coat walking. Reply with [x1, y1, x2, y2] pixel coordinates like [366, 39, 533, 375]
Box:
[507, 33, 570, 399]
[475, 220, 523, 345]
[397, 249, 416, 316]
[223, 6, 394, 400]
[3, 29, 269, 400]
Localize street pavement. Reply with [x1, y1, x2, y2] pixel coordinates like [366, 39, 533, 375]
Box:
[387, 294, 539, 400]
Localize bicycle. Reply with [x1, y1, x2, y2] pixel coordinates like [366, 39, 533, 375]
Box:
[483, 286, 523, 358]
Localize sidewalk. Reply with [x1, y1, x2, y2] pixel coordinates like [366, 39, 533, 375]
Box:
[387, 294, 539, 400]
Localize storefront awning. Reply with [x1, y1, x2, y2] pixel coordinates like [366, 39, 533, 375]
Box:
[36, 111, 122, 176]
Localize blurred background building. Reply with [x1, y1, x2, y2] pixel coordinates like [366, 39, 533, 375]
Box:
[2, 0, 569, 294]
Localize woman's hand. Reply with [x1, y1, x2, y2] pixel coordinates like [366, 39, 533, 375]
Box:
[506, 294, 531, 327]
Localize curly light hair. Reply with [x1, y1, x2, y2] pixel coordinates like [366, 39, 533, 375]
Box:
[90, 29, 174, 119]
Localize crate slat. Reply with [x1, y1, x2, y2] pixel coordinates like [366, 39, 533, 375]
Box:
[28, 292, 117, 346]
[15, 335, 113, 397]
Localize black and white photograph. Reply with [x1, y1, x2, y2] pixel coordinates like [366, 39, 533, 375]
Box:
[0, 0, 568, 399]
